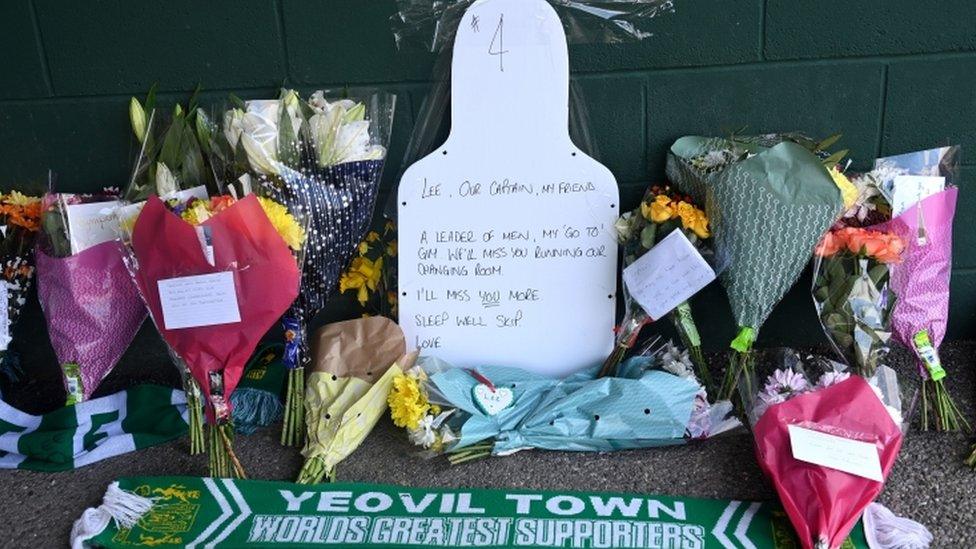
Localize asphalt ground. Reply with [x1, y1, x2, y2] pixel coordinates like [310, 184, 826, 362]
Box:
[1, 320, 974, 548]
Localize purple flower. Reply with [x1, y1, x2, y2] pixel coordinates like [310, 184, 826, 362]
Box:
[753, 369, 810, 419]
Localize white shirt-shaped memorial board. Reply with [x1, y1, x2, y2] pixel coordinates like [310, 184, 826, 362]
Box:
[398, 0, 618, 377]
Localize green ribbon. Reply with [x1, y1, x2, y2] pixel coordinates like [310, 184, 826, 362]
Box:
[729, 326, 756, 353]
[675, 301, 701, 347]
[913, 330, 946, 381]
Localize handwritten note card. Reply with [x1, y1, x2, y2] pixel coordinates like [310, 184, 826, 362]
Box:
[890, 175, 944, 216]
[158, 272, 241, 330]
[162, 185, 209, 203]
[622, 230, 715, 320]
[788, 424, 883, 482]
[66, 200, 122, 254]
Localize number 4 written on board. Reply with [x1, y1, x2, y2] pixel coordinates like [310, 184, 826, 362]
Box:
[488, 14, 508, 72]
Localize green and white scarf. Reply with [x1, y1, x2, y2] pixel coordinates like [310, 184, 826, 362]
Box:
[0, 384, 187, 471]
[74, 476, 872, 548]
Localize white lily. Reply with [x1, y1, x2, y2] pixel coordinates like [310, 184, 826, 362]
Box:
[155, 162, 178, 196]
[223, 108, 245, 149]
[308, 98, 384, 167]
[237, 91, 304, 175]
[129, 98, 147, 143]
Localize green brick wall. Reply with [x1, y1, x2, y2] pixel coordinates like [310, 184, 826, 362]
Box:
[1, 0, 973, 346]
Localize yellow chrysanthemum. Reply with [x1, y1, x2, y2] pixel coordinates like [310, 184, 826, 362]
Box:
[365, 231, 381, 243]
[829, 166, 858, 210]
[181, 201, 212, 225]
[257, 197, 306, 250]
[4, 191, 41, 207]
[386, 239, 397, 257]
[388, 373, 430, 430]
[358, 241, 370, 255]
[339, 256, 383, 305]
[640, 194, 673, 223]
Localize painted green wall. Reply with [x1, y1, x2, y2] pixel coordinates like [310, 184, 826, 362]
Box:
[1, 0, 973, 346]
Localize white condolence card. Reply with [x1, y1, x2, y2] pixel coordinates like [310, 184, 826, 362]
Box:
[621, 230, 715, 320]
[788, 424, 883, 482]
[66, 200, 122, 254]
[158, 272, 241, 330]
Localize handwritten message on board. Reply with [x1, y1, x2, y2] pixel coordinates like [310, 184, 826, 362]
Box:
[397, 0, 618, 377]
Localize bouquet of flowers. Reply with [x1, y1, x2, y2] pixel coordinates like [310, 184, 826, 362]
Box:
[36, 191, 146, 404]
[602, 183, 713, 390]
[209, 88, 396, 446]
[119, 192, 303, 476]
[748, 350, 904, 549]
[390, 340, 739, 464]
[126, 87, 218, 202]
[828, 147, 965, 433]
[665, 133, 846, 403]
[0, 191, 42, 382]
[337, 219, 399, 318]
[812, 226, 904, 378]
[298, 316, 410, 483]
[866, 148, 966, 433]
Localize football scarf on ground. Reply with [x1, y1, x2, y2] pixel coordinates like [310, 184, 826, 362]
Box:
[0, 385, 187, 471]
[74, 476, 871, 548]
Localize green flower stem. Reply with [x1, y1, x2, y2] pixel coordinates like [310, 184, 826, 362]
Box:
[921, 379, 970, 432]
[719, 350, 755, 414]
[184, 379, 205, 455]
[281, 367, 306, 447]
[597, 345, 628, 378]
[447, 442, 495, 466]
[296, 456, 334, 484]
[670, 303, 713, 396]
[207, 422, 246, 478]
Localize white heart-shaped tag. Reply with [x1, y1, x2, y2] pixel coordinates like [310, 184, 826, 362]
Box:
[472, 383, 514, 416]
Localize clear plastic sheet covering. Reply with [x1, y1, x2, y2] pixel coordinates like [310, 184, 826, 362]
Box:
[391, 0, 675, 51]
[383, 0, 674, 219]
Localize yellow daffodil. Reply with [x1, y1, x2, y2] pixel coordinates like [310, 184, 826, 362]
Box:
[339, 256, 383, 305]
[388, 373, 430, 430]
[641, 194, 673, 223]
[829, 166, 858, 209]
[256, 197, 305, 250]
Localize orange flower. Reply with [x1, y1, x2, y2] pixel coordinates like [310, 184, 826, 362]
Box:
[815, 230, 845, 257]
[830, 227, 905, 264]
[209, 195, 236, 214]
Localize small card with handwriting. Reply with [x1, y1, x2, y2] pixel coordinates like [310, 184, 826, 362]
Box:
[161, 185, 209, 203]
[158, 272, 241, 330]
[66, 200, 122, 254]
[890, 175, 944, 216]
[622, 230, 715, 320]
[788, 424, 883, 481]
